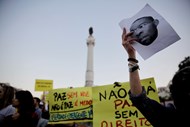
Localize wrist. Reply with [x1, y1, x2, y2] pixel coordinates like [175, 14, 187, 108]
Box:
[128, 63, 140, 72]
[128, 58, 138, 63]
[128, 57, 140, 72]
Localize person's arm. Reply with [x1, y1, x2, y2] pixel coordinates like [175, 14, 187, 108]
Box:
[122, 28, 142, 95]
[121, 28, 174, 127]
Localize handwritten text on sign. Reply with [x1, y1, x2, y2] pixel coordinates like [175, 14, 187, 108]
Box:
[48, 87, 93, 123]
[92, 77, 159, 127]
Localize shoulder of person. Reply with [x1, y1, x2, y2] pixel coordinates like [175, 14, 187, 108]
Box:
[37, 118, 48, 127]
[0, 105, 16, 116]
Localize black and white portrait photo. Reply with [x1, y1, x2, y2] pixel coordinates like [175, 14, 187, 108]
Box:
[130, 16, 159, 46]
[119, 4, 181, 60]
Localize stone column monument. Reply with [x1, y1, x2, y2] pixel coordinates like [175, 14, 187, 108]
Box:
[85, 27, 95, 87]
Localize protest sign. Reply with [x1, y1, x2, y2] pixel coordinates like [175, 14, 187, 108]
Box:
[48, 87, 93, 124]
[35, 79, 53, 91]
[92, 77, 159, 127]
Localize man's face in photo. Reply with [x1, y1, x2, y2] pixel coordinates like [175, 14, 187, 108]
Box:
[130, 17, 159, 46]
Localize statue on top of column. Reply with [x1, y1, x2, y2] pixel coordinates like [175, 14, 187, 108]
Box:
[89, 27, 93, 36]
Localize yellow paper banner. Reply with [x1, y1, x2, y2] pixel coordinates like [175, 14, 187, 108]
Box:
[35, 79, 53, 91]
[92, 77, 159, 127]
[48, 87, 93, 124]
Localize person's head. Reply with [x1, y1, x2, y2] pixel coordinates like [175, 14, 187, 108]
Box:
[130, 16, 159, 46]
[0, 83, 15, 109]
[33, 97, 41, 107]
[169, 56, 190, 112]
[12, 90, 35, 113]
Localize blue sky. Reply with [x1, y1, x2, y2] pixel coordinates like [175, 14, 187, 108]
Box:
[0, 0, 190, 97]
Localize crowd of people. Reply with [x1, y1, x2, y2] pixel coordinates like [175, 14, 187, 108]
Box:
[0, 83, 78, 127]
[1, 56, 189, 127]
[0, 83, 49, 127]
[0, 28, 189, 127]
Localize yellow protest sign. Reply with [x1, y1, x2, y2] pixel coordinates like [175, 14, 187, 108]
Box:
[48, 87, 93, 124]
[92, 77, 159, 127]
[35, 79, 53, 91]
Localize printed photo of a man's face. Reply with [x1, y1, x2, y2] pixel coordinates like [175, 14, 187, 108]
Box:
[130, 16, 159, 46]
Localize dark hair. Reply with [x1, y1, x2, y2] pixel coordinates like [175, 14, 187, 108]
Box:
[178, 56, 190, 70]
[0, 83, 15, 109]
[132, 16, 154, 24]
[170, 67, 190, 92]
[34, 97, 41, 104]
[15, 90, 39, 127]
[15, 90, 35, 113]
[169, 56, 190, 108]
